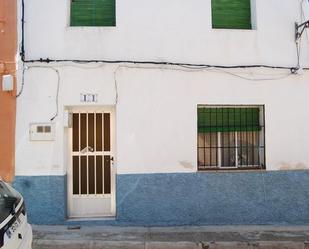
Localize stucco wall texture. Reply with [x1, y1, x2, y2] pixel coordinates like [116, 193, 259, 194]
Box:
[14, 171, 309, 226]
[0, 0, 17, 182]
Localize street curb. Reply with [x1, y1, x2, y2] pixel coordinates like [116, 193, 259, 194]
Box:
[32, 226, 309, 249]
[33, 240, 309, 249]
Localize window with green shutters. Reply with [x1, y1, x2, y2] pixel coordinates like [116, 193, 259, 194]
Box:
[211, 0, 252, 29]
[70, 0, 116, 27]
[197, 106, 265, 170]
[198, 107, 261, 133]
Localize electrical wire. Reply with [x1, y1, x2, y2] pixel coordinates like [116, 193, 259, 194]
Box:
[112, 64, 293, 105]
[296, 0, 309, 69]
[212, 68, 292, 81]
[20, 0, 25, 61]
[21, 63, 292, 110]
[113, 64, 293, 82]
[18, 0, 308, 111]
[114, 66, 119, 104]
[24, 58, 306, 72]
[300, 0, 309, 42]
[296, 41, 301, 70]
[50, 68, 60, 121]
[296, 0, 305, 69]
[16, 63, 25, 98]
[19, 0, 309, 72]
[16, 65, 60, 121]
[37, 63, 106, 70]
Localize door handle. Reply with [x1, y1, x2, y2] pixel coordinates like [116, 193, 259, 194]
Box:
[80, 146, 94, 154]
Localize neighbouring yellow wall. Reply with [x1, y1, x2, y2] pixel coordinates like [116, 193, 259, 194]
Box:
[0, 0, 17, 182]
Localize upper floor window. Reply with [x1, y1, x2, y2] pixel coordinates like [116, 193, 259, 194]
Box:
[70, 0, 116, 27]
[197, 106, 265, 170]
[211, 0, 252, 29]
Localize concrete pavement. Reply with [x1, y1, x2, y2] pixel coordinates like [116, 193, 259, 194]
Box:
[32, 225, 309, 249]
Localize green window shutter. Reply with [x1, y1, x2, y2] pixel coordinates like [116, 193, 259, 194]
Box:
[211, 0, 251, 29]
[70, 0, 116, 27]
[198, 107, 261, 133]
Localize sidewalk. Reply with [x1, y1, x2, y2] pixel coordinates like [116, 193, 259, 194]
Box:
[32, 225, 309, 249]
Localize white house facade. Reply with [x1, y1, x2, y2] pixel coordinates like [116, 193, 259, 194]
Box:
[14, 0, 309, 225]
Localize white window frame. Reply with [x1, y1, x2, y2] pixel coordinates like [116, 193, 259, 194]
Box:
[216, 131, 261, 169]
[197, 105, 265, 170]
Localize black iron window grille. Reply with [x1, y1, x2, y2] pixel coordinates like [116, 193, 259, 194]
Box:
[197, 105, 265, 170]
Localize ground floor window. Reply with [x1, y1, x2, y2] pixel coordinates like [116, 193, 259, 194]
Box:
[198, 105, 265, 170]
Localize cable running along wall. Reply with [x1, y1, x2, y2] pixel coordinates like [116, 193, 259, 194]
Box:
[19, 0, 309, 72]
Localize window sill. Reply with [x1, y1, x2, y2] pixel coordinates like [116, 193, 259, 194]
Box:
[66, 26, 116, 31]
[198, 166, 265, 172]
[211, 28, 257, 32]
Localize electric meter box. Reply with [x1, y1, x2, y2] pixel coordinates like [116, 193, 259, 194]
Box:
[30, 123, 55, 141]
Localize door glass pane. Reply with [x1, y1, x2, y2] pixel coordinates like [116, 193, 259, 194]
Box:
[104, 113, 111, 151]
[80, 113, 87, 151]
[96, 114, 103, 151]
[72, 114, 79, 152]
[88, 156, 95, 194]
[221, 132, 236, 167]
[96, 156, 103, 194]
[81, 156, 87, 195]
[73, 156, 79, 195]
[104, 156, 111, 194]
[88, 113, 94, 150]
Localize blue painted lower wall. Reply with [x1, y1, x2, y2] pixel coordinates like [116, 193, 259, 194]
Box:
[13, 175, 67, 225]
[14, 171, 309, 226]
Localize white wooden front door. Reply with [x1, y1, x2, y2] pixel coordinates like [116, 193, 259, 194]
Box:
[68, 109, 115, 218]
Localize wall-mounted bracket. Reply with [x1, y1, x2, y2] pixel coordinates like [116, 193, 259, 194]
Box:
[295, 21, 309, 41]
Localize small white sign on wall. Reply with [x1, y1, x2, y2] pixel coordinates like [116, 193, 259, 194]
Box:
[2, 74, 14, 91]
[30, 123, 55, 141]
[80, 93, 98, 103]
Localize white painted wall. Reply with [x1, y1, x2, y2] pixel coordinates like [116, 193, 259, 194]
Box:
[21, 0, 309, 67]
[116, 67, 309, 173]
[15, 0, 309, 175]
[15, 64, 117, 175]
[15, 64, 309, 175]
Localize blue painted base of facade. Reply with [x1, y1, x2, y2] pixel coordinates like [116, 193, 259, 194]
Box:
[13, 175, 67, 225]
[14, 171, 309, 226]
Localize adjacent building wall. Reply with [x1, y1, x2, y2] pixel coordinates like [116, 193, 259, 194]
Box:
[0, 0, 17, 182]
